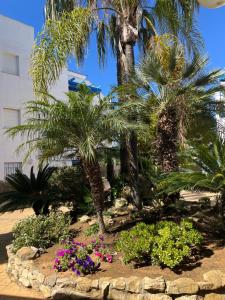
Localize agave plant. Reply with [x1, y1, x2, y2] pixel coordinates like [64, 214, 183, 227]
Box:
[0, 165, 56, 215]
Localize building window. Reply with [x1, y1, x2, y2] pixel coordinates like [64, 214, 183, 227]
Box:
[4, 162, 22, 177]
[1, 52, 19, 76]
[3, 108, 21, 128]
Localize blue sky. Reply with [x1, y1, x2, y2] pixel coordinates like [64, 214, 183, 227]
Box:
[0, 1, 225, 94]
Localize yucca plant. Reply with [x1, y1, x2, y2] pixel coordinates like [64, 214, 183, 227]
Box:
[158, 137, 225, 225]
[7, 85, 127, 233]
[0, 165, 56, 215]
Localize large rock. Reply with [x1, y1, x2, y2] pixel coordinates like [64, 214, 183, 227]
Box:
[176, 296, 203, 300]
[166, 278, 198, 295]
[125, 276, 142, 294]
[114, 198, 128, 209]
[19, 277, 31, 288]
[142, 276, 166, 292]
[16, 246, 39, 261]
[203, 270, 225, 289]
[111, 277, 126, 290]
[79, 215, 91, 223]
[76, 278, 92, 292]
[40, 284, 52, 298]
[198, 281, 214, 291]
[44, 273, 57, 287]
[144, 295, 172, 300]
[108, 289, 144, 300]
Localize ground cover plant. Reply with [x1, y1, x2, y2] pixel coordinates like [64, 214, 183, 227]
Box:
[116, 220, 203, 269]
[12, 212, 71, 253]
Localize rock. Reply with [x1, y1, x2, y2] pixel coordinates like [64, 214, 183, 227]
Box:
[79, 215, 91, 223]
[19, 277, 31, 287]
[203, 270, 225, 289]
[114, 198, 128, 209]
[111, 277, 126, 290]
[108, 289, 144, 300]
[166, 278, 199, 295]
[176, 296, 203, 300]
[88, 219, 97, 226]
[91, 279, 99, 289]
[144, 295, 172, 300]
[21, 269, 29, 279]
[40, 284, 52, 298]
[204, 294, 225, 300]
[127, 204, 137, 211]
[99, 277, 112, 297]
[44, 273, 57, 287]
[16, 246, 39, 261]
[142, 276, 166, 292]
[56, 276, 76, 288]
[125, 276, 142, 293]
[36, 271, 45, 284]
[76, 277, 92, 292]
[198, 281, 214, 290]
[103, 177, 111, 193]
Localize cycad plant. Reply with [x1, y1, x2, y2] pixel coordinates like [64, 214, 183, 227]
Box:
[158, 137, 225, 225]
[7, 86, 127, 233]
[0, 165, 56, 215]
[125, 37, 225, 172]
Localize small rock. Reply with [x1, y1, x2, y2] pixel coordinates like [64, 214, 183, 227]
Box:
[91, 279, 99, 289]
[142, 276, 165, 292]
[19, 277, 31, 288]
[111, 277, 126, 290]
[16, 247, 39, 261]
[88, 219, 97, 226]
[114, 198, 128, 209]
[166, 278, 198, 295]
[204, 294, 225, 300]
[203, 270, 225, 289]
[125, 276, 142, 293]
[176, 296, 203, 300]
[79, 215, 91, 223]
[198, 281, 214, 290]
[44, 273, 57, 287]
[76, 277, 92, 292]
[40, 284, 52, 298]
[144, 295, 172, 300]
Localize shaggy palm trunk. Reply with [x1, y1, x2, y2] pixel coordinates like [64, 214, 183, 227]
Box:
[155, 106, 179, 173]
[82, 160, 106, 233]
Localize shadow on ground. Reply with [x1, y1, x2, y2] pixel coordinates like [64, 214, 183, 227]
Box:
[0, 232, 13, 265]
[0, 296, 43, 300]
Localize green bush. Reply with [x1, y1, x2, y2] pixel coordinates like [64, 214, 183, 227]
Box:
[116, 220, 203, 269]
[116, 222, 156, 264]
[12, 212, 71, 253]
[151, 220, 203, 269]
[84, 223, 99, 236]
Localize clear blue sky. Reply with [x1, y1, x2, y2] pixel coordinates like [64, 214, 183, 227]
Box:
[0, 1, 225, 94]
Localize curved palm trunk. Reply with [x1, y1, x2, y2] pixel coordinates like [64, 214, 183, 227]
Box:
[155, 106, 179, 172]
[82, 160, 106, 234]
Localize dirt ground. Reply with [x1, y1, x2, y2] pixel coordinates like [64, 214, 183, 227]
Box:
[0, 209, 43, 300]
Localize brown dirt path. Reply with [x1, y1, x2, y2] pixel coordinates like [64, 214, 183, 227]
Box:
[0, 209, 43, 300]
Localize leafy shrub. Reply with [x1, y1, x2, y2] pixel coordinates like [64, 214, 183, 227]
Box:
[151, 220, 203, 269]
[54, 236, 112, 275]
[116, 220, 203, 268]
[116, 222, 156, 264]
[12, 212, 71, 253]
[84, 223, 99, 236]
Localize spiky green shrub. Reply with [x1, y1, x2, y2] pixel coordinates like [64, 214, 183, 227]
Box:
[116, 220, 203, 268]
[12, 212, 71, 253]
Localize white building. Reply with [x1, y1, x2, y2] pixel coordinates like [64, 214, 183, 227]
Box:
[0, 15, 102, 180]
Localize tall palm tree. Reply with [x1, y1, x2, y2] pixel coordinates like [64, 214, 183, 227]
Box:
[122, 38, 225, 172]
[7, 86, 127, 233]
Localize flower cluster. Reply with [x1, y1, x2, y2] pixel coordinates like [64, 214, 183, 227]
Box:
[53, 236, 112, 276]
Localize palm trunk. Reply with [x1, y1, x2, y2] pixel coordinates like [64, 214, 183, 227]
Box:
[82, 159, 106, 233]
[155, 106, 179, 172]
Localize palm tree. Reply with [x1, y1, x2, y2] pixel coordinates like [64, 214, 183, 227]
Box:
[7, 86, 127, 233]
[41, 0, 201, 181]
[158, 137, 225, 226]
[0, 165, 56, 215]
[127, 39, 225, 172]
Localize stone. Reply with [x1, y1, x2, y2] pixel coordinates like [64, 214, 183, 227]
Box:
[21, 268, 29, 279]
[166, 278, 199, 295]
[111, 277, 126, 290]
[76, 277, 92, 292]
[125, 276, 142, 294]
[31, 279, 40, 290]
[16, 246, 39, 261]
[99, 277, 112, 297]
[142, 276, 166, 292]
[176, 296, 203, 300]
[91, 279, 99, 289]
[36, 271, 45, 284]
[79, 215, 91, 223]
[40, 284, 52, 298]
[203, 270, 225, 289]
[144, 295, 172, 300]
[108, 289, 144, 300]
[19, 277, 31, 287]
[198, 281, 214, 290]
[114, 198, 128, 209]
[204, 294, 225, 300]
[56, 276, 76, 288]
[88, 219, 97, 226]
[44, 273, 57, 287]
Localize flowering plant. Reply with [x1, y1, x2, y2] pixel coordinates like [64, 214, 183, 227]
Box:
[53, 236, 112, 275]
